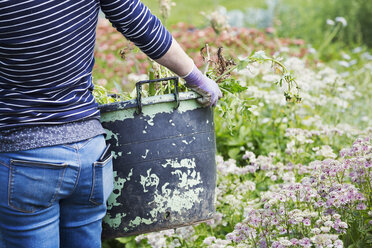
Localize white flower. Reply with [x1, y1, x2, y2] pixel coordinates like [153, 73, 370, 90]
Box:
[262, 74, 281, 82]
[352, 47, 363, 53]
[280, 47, 290, 53]
[203, 236, 216, 245]
[341, 52, 351, 60]
[339, 222, 348, 228]
[361, 52, 372, 60]
[279, 238, 293, 246]
[326, 19, 335, 26]
[203, 6, 230, 34]
[242, 151, 256, 161]
[324, 221, 333, 227]
[308, 47, 317, 54]
[169, 239, 181, 248]
[361, 116, 369, 122]
[320, 226, 331, 233]
[311, 228, 321, 234]
[338, 60, 350, 67]
[295, 216, 304, 222]
[296, 133, 307, 144]
[333, 214, 341, 219]
[261, 117, 271, 124]
[316, 145, 337, 159]
[335, 17, 347, 27]
[334, 239, 343, 248]
[158, 0, 176, 20]
[311, 234, 337, 246]
[215, 239, 231, 245]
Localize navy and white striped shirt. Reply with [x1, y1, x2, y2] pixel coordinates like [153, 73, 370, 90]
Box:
[0, 0, 172, 131]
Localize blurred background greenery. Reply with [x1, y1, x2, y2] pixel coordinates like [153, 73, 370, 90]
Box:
[142, 0, 372, 49]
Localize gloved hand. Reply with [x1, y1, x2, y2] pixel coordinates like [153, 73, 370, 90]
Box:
[183, 65, 223, 107]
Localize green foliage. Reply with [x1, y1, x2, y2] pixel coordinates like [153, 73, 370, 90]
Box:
[219, 78, 247, 94]
[92, 85, 131, 105]
[282, 0, 372, 47]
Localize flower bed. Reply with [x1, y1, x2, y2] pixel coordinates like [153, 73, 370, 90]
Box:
[99, 16, 372, 248]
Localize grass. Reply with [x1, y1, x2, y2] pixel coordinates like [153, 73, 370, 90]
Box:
[141, 0, 264, 27]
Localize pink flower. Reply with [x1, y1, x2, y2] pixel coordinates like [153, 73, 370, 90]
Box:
[271, 241, 281, 248]
[338, 222, 348, 229]
[303, 218, 311, 226]
[279, 227, 287, 235]
[272, 218, 279, 225]
[334, 240, 343, 248]
[356, 202, 367, 210]
[339, 148, 349, 157]
[203, 236, 216, 245]
[290, 238, 299, 245]
[299, 238, 311, 247]
[226, 233, 234, 241]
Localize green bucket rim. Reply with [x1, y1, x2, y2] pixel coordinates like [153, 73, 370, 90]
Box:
[99, 91, 200, 114]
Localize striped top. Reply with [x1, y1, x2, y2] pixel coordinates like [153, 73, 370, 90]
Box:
[0, 0, 172, 131]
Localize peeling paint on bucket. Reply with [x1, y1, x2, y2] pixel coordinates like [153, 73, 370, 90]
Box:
[100, 91, 216, 239]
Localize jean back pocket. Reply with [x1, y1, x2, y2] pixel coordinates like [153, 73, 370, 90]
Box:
[9, 159, 67, 213]
[89, 155, 114, 205]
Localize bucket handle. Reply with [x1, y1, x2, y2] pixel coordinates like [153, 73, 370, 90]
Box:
[135, 77, 180, 114]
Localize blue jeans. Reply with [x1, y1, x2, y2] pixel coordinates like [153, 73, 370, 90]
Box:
[0, 134, 113, 248]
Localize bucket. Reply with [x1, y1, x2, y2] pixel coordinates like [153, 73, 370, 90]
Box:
[99, 77, 217, 239]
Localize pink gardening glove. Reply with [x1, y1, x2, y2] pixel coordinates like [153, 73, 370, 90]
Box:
[183, 65, 223, 107]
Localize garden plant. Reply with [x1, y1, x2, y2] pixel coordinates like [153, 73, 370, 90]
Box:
[96, 1, 372, 247]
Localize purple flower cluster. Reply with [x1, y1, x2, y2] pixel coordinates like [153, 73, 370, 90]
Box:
[216, 156, 253, 175]
[202, 236, 231, 247]
[223, 136, 371, 247]
[342, 137, 371, 186]
[135, 137, 370, 247]
[271, 237, 312, 248]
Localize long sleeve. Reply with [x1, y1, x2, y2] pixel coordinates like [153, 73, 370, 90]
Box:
[0, 1, 101, 130]
[100, 0, 173, 59]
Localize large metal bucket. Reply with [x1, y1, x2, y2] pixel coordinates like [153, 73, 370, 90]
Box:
[99, 78, 216, 239]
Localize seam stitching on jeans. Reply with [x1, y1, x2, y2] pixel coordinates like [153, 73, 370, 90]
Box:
[77, 137, 95, 151]
[8, 165, 36, 213]
[48, 166, 68, 206]
[7, 166, 12, 211]
[0, 160, 9, 168]
[69, 149, 81, 196]
[60, 142, 80, 151]
[89, 162, 100, 205]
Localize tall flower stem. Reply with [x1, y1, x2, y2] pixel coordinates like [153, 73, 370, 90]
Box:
[317, 23, 342, 56]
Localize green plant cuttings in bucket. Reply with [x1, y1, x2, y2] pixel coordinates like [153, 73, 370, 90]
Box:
[93, 47, 301, 107]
